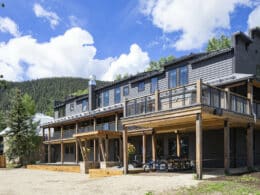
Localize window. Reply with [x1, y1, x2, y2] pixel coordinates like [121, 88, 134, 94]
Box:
[103, 91, 109, 107]
[169, 69, 177, 88]
[58, 106, 65, 118]
[70, 103, 74, 111]
[257, 64, 260, 78]
[123, 86, 129, 96]
[138, 81, 145, 92]
[179, 66, 188, 86]
[114, 87, 121, 103]
[96, 93, 102, 108]
[151, 77, 158, 93]
[82, 99, 88, 112]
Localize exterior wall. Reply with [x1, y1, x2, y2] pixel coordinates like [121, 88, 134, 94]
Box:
[189, 52, 233, 83]
[254, 130, 260, 165]
[234, 32, 260, 75]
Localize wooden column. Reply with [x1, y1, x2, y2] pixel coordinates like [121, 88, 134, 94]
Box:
[61, 142, 64, 164]
[247, 82, 253, 114]
[247, 123, 254, 170]
[75, 123, 79, 163]
[155, 90, 159, 111]
[196, 79, 202, 104]
[196, 113, 203, 180]
[225, 88, 230, 110]
[93, 139, 96, 163]
[123, 127, 128, 174]
[61, 126, 64, 139]
[115, 113, 118, 131]
[48, 127, 51, 141]
[99, 138, 105, 162]
[176, 133, 181, 157]
[123, 98, 127, 117]
[48, 144, 51, 163]
[105, 137, 109, 161]
[142, 133, 146, 164]
[152, 130, 156, 168]
[93, 118, 96, 131]
[224, 120, 230, 174]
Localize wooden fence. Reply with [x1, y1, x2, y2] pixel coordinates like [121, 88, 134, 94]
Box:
[0, 155, 6, 168]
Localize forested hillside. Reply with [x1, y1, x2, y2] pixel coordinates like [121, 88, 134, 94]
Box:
[0, 77, 108, 116]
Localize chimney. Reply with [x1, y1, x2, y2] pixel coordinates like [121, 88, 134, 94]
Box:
[88, 75, 96, 111]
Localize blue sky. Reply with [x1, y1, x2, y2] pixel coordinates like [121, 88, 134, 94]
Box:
[0, 0, 259, 81]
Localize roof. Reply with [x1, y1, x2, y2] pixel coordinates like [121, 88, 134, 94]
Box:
[163, 53, 206, 67]
[190, 47, 234, 64]
[206, 73, 253, 86]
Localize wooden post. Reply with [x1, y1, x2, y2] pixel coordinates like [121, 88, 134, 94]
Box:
[142, 132, 146, 164]
[152, 130, 156, 169]
[61, 126, 64, 139]
[93, 139, 96, 163]
[247, 82, 253, 114]
[196, 79, 202, 104]
[105, 137, 109, 161]
[155, 90, 159, 111]
[224, 120, 230, 174]
[61, 142, 64, 164]
[48, 144, 51, 163]
[93, 118, 96, 131]
[99, 138, 105, 162]
[247, 123, 254, 170]
[48, 127, 50, 141]
[196, 113, 203, 179]
[123, 98, 127, 117]
[115, 113, 118, 131]
[225, 88, 230, 110]
[123, 127, 128, 174]
[176, 133, 181, 157]
[75, 123, 79, 163]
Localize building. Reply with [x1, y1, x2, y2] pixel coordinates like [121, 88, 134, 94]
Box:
[42, 28, 260, 179]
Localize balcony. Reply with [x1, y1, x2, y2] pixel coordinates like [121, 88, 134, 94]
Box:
[96, 122, 116, 131]
[63, 129, 76, 139]
[50, 131, 61, 140]
[124, 81, 251, 118]
[78, 126, 94, 133]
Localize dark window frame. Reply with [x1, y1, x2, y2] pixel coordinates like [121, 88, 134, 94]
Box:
[82, 99, 88, 112]
[150, 77, 158, 93]
[169, 68, 177, 88]
[123, 86, 129, 96]
[179, 66, 188, 86]
[103, 90, 109, 107]
[138, 81, 145, 92]
[114, 87, 121, 103]
[70, 103, 74, 111]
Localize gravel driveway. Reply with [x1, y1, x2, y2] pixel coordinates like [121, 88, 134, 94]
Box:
[0, 168, 207, 195]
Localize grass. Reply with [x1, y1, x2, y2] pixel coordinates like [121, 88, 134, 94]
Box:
[176, 173, 260, 195]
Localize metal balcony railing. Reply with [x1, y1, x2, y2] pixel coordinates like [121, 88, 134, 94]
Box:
[63, 129, 75, 139]
[253, 101, 260, 118]
[78, 126, 94, 133]
[124, 81, 252, 118]
[50, 131, 61, 140]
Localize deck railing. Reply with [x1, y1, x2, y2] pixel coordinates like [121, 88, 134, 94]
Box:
[63, 129, 75, 139]
[125, 80, 252, 117]
[78, 126, 94, 133]
[50, 131, 61, 140]
[253, 101, 260, 118]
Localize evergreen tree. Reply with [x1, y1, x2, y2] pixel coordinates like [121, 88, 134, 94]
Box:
[206, 35, 231, 52]
[6, 89, 40, 165]
[146, 55, 175, 71]
[0, 110, 6, 131]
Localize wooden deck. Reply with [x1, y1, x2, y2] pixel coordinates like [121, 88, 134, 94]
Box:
[0, 155, 6, 168]
[89, 168, 123, 178]
[27, 164, 80, 173]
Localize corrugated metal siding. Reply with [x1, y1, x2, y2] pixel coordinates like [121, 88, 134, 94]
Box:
[189, 54, 233, 83]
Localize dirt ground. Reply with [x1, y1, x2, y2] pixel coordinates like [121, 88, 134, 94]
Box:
[0, 168, 213, 195]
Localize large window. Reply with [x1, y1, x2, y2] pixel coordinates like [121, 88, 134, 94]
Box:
[138, 81, 145, 92]
[70, 103, 74, 111]
[180, 66, 188, 86]
[103, 90, 109, 107]
[82, 99, 88, 112]
[96, 93, 102, 108]
[123, 86, 129, 96]
[169, 69, 177, 88]
[151, 77, 158, 93]
[114, 87, 121, 103]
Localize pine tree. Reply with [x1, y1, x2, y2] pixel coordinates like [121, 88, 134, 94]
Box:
[6, 89, 40, 165]
[0, 110, 6, 131]
[206, 35, 231, 52]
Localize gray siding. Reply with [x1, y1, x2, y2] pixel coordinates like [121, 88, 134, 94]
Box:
[189, 53, 233, 83]
[234, 32, 260, 74]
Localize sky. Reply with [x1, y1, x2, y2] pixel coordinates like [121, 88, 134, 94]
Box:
[0, 0, 259, 82]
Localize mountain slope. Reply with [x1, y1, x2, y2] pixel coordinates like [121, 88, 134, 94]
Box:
[0, 77, 108, 116]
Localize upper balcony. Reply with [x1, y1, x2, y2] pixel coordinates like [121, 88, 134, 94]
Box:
[123, 80, 254, 129]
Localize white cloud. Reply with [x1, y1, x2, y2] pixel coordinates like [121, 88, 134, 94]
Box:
[0, 17, 20, 37]
[0, 27, 149, 82]
[248, 5, 260, 29]
[102, 44, 150, 81]
[33, 3, 60, 29]
[140, 0, 251, 50]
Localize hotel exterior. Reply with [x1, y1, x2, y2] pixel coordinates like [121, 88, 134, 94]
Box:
[42, 28, 260, 179]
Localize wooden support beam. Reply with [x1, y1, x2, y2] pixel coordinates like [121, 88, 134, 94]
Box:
[115, 113, 118, 131]
[77, 138, 88, 161]
[224, 120, 230, 174]
[196, 79, 202, 104]
[75, 141, 79, 164]
[61, 126, 64, 139]
[155, 90, 159, 111]
[152, 131, 156, 169]
[93, 118, 96, 131]
[123, 127, 128, 174]
[75, 122, 78, 134]
[142, 133, 146, 164]
[225, 88, 230, 110]
[196, 113, 203, 180]
[247, 123, 254, 170]
[176, 133, 181, 157]
[48, 144, 51, 163]
[61, 142, 64, 164]
[48, 128, 50, 141]
[247, 82, 253, 115]
[105, 137, 109, 161]
[99, 138, 105, 162]
[93, 139, 96, 163]
[119, 137, 123, 162]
